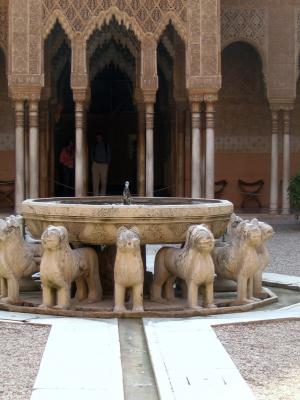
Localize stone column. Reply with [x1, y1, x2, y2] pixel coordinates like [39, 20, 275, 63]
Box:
[137, 103, 146, 196]
[145, 102, 154, 197]
[184, 108, 191, 197]
[75, 101, 86, 197]
[269, 109, 279, 213]
[39, 99, 50, 198]
[282, 109, 291, 215]
[176, 102, 186, 197]
[29, 101, 39, 198]
[14, 101, 25, 212]
[191, 101, 201, 198]
[205, 96, 216, 199]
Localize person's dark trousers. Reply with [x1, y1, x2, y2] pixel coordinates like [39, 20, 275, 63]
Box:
[62, 166, 75, 196]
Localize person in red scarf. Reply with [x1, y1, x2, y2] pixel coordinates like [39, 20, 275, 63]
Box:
[59, 140, 75, 196]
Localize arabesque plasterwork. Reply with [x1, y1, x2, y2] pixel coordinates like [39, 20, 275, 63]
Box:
[42, 1, 187, 42]
[0, 0, 8, 54]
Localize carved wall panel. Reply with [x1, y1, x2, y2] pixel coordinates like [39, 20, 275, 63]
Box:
[0, 51, 14, 151]
[216, 41, 270, 153]
[42, 0, 187, 42]
[9, 0, 44, 96]
[0, 0, 8, 54]
[186, 0, 221, 95]
[221, 7, 266, 48]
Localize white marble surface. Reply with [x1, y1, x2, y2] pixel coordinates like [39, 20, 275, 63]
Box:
[263, 272, 300, 288]
[144, 319, 256, 400]
[31, 318, 123, 400]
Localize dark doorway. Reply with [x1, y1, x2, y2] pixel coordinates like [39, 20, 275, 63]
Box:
[88, 64, 137, 195]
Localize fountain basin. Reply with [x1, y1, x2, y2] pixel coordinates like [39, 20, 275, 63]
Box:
[21, 197, 233, 245]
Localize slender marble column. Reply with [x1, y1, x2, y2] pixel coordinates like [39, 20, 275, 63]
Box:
[176, 103, 185, 197]
[14, 101, 25, 212]
[269, 110, 279, 213]
[205, 101, 215, 199]
[191, 102, 201, 198]
[282, 110, 291, 215]
[184, 108, 191, 197]
[75, 101, 85, 197]
[145, 103, 154, 197]
[137, 103, 146, 196]
[29, 101, 39, 198]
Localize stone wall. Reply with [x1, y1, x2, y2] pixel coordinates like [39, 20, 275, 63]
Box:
[0, 50, 14, 180]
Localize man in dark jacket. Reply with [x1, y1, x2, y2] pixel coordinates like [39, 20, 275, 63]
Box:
[91, 133, 111, 195]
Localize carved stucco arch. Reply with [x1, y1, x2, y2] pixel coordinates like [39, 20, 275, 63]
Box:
[222, 38, 267, 81]
[43, 10, 74, 42]
[90, 48, 135, 83]
[83, 7, 143, 44]
[154, 13, 187, 46]
[87, 31, 139, 62]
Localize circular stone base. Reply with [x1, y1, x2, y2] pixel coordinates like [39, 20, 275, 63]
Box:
[0, 288, 277, 318]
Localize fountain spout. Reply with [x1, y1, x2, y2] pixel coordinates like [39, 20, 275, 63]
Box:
[123, 181, 131, 205]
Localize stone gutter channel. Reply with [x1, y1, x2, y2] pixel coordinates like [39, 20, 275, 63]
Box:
[0, 276, 298, 400]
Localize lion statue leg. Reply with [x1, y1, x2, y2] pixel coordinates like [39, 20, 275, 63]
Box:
[2, 275, 20, 304]
[233, 274, 251, 305]
[86, 263, 103, 303]
[132, 283, 144, 312]
[247, 276, 257, 301]
[56, 284, 71, 309]
[114, 283, 126, 312]
[202, 281, 216, 309]
[163, 276, 176, 301]
[253, 269, 268, 299]
[75, 277, 88, 301]
[186, 280, 200, 309]
[151, 250, 169, 303]
[0, 278, 7, 299]
[40, 286, 56, 308]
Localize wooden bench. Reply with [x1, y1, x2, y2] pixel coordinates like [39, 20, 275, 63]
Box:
[214, 180, 228, 198]
[0, 180, 15, 206]
[238, 179, 264, 208]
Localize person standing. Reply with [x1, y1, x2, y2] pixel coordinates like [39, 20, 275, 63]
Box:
[91, 133, 111, 195]
[59, 139, 75, 196]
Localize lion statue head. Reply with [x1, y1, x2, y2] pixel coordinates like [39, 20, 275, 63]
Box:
[236, 221, 262, 247]
[250, 218, 274, 242]
[227, 213, 243, 241]
[0, 215, 23, 243]
[116, 226, 140, 253]
[184, 224, 214, 254]
[41, 225, 69, 250]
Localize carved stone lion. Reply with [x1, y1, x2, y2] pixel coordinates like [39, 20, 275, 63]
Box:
[0, 215, 39, 304]
[151, 224, 216, 310]
[40, 225, 102, 309]
[226, 213, 244, 243]
[250, 218, 274, 298]
[213, 220, 262, 305]
[114, 226, 144, 312]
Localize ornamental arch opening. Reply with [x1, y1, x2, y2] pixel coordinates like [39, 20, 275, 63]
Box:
[215, 41, 270, 208]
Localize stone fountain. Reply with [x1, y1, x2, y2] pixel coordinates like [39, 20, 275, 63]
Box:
[0, 193, 277, 317]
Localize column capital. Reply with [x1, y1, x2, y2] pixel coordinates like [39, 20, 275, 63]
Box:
[268, 99, 294, 111]
[10, 86, 41, 102]
[140, 89, 157, 105]
[72, 87, 90, 104]
[188, 89, 204, 104]
[203, 93, 218, 104]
